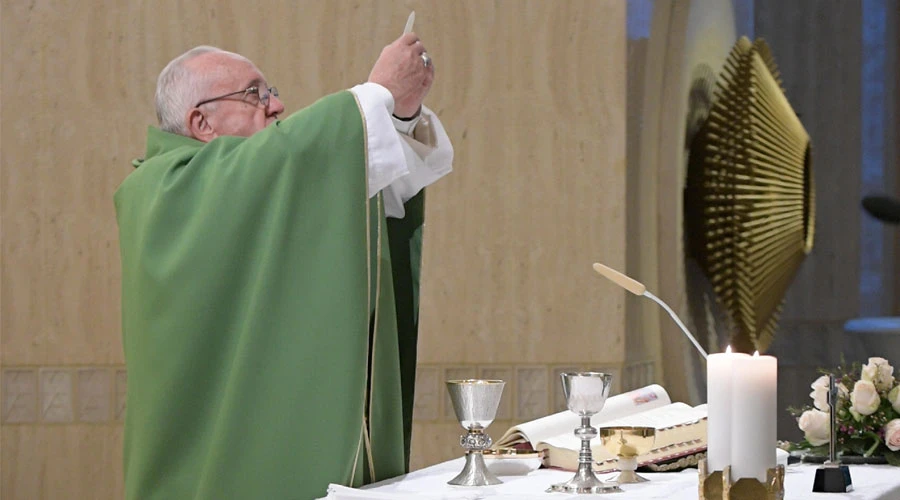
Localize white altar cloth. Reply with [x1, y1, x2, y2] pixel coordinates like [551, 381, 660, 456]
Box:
[322, 457, 900, 500]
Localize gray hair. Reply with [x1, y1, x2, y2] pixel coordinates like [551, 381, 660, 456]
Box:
[155, 46, 241, 136]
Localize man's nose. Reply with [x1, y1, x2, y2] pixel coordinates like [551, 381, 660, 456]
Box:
[268, 95, 285, 115]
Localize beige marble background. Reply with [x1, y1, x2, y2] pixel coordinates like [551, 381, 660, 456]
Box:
[7, 1, 890, 498]
[1, 1, 627, 498]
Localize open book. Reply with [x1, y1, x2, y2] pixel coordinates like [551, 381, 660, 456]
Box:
[492, 385, 706, 472]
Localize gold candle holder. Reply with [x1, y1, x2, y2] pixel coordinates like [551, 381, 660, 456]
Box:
[699, 459, 725, 500]
[698, 458, 784, 500]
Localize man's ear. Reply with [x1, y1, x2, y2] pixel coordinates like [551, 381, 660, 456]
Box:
[187, 108, 217, 143]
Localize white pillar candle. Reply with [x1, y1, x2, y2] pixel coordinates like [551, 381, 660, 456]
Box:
[730, 352, 777, 482]
[706, 347, 749, 472]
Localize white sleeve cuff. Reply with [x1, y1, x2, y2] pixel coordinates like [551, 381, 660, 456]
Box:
[349, 82, 409, 199]
[391, 112, 423, 136]
[382, 106, 454, 218]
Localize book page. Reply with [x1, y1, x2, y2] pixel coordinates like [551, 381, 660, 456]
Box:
[602, 402, 705, 429]
[539, 403, 705, 450]
[493, 384, 671, 448]
[536, 403, 708, 471]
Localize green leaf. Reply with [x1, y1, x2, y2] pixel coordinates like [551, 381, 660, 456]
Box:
[786, 405, 805, 418]
[862, 432, 883, 457]
[843, 438, 870, 456]
[785, 440, 828, 455]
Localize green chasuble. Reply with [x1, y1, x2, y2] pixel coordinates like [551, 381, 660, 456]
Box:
[115, 91, 423, 500]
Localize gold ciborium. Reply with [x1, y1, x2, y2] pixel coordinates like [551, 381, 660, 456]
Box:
[598, 426, 656, 484]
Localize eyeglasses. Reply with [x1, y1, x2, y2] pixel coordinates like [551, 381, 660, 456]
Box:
[195, 85, 279, 108]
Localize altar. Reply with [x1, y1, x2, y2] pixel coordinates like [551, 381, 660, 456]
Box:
[322, 458, 900, 500]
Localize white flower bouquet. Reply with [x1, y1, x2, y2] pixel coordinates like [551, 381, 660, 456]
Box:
[788, 357, 900, 465]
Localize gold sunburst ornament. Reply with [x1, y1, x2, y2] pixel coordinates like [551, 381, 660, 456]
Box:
[686, 37, 815, 353]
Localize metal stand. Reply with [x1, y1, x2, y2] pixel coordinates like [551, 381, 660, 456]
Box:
[812, 375, 853, 493]
[812, 465, 853, 493]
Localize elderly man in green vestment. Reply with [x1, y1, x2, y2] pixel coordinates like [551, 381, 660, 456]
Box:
[114, 32, 453, 500]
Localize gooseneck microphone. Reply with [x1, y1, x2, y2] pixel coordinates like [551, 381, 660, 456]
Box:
[592, 263, 708, 359]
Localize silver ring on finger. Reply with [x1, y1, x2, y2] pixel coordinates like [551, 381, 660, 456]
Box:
[421, 52, 432, 68]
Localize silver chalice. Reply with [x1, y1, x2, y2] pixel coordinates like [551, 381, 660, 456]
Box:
[446, 379, 506, 486]
[548, 372, 622, 494]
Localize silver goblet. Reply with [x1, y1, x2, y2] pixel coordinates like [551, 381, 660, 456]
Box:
[548, 372, 622, 494]
[446, 379, 506, 486]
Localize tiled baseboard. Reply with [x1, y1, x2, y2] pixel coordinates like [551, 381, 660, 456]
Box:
[2, 366, 126, 424]
[3, 361, 654, 426]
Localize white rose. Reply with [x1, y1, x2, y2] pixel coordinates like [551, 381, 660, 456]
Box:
[810, 375, 830, 411]
[809, 375, 849, 411]
[884, 419, 900, 452]
[889, 385, 900, 414]
[861, 357, 895, 392]
[850, 380, 881, 416]
[798, 409, 830, 446]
